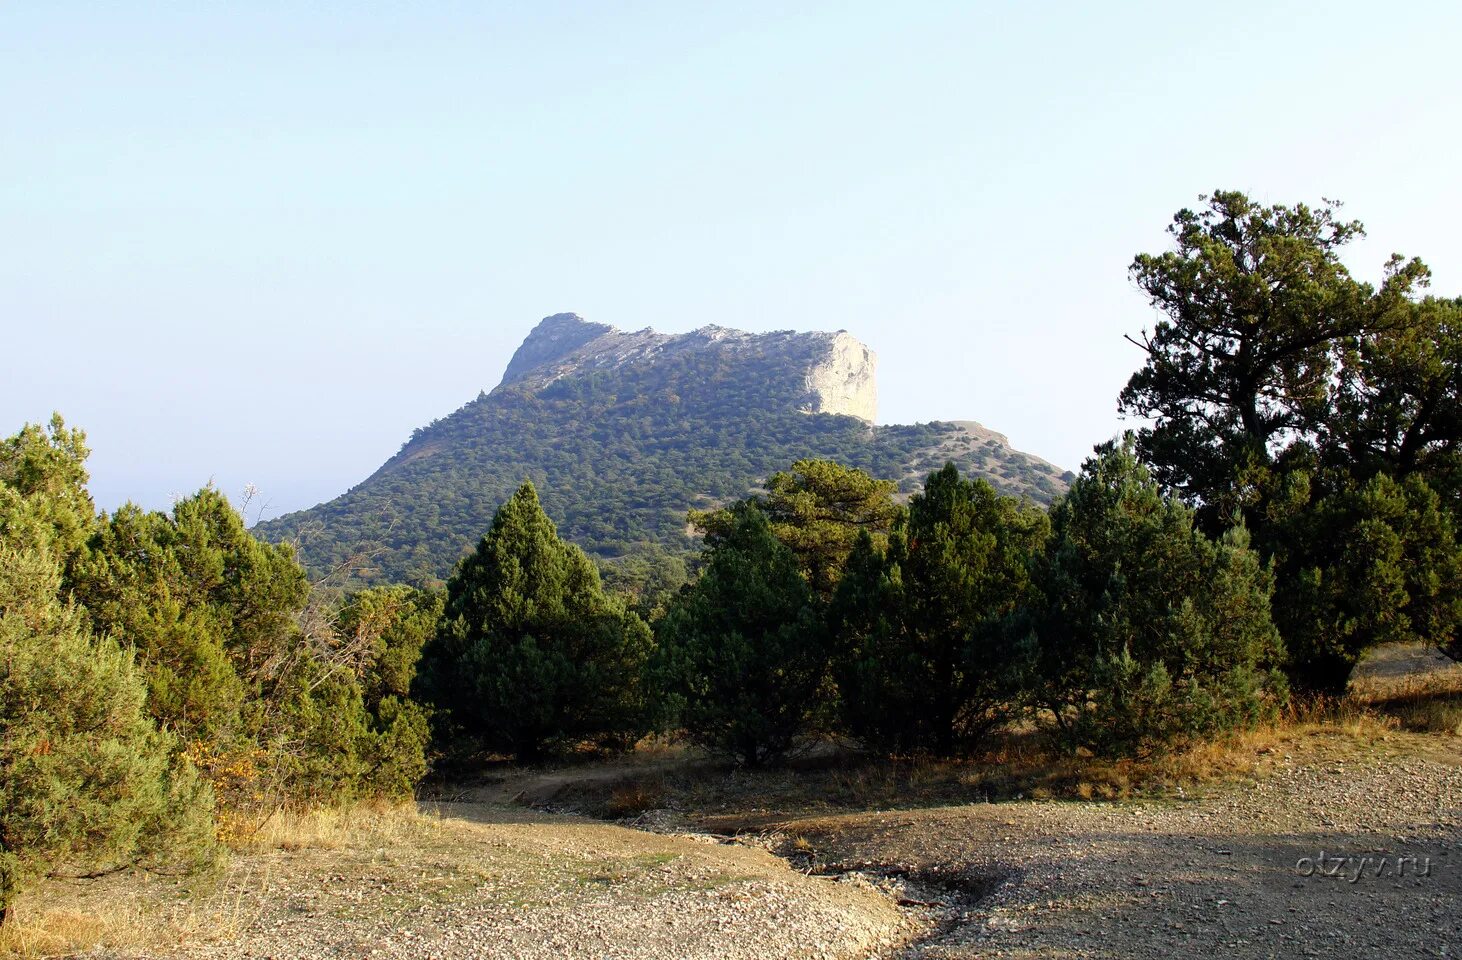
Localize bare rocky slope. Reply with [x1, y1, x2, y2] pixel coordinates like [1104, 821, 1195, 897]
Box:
[256, 314, 1071, 584]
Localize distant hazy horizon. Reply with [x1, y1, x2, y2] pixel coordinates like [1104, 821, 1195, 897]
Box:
[5, 2, 1459, 520]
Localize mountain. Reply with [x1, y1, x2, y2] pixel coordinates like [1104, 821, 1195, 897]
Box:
[255, 314, 1072, 584]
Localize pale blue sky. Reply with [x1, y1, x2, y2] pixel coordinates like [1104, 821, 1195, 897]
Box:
[4, 2, 1459, 520]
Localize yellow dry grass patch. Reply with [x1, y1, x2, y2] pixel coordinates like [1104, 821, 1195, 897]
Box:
[0, 877, 247, 959]
[228, 799, 424, 852]
[0, 804, 424, 959]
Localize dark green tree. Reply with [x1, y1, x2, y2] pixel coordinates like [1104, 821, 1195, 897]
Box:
[1269, 471, 1462, 689]
[833, 465, 1048, 755]
[1119, 191, 1459, 689]
[692, 459, 901, 601]
[1329, 295, 1462, 498]
[1032, 440, 1287, 757]
[655, 504, 827, 765]
[420, 482, 653, 762]
[1119, 191, 1427, 530]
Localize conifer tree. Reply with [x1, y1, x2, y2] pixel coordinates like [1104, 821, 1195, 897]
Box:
[0, 536, 216, 925]
[691, 459, 901, 601]
[333, 586, 441, 796]
[1119, 192, 1460, 690]
[1032, 439, 1287, 756]
[420, 482, 653, 762]
[69, 502, 246, 741]
[0, 414, 95, 565]
[1270, 472, 1462, 690]
[68, 485, 427, 802]
[1, 416, 436, 819]
[656, 504, 827, 766]
[833, 465, 1048, 755]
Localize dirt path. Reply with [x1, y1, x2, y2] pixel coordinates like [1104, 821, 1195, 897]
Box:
[69, 738, 1456, 960]
[166, 803, 906, 960]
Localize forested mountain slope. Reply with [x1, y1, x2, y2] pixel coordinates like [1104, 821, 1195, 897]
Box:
[255, 314, 1070, 583]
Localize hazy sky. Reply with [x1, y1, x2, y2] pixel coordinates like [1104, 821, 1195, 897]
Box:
[5, 2, 1459, 521]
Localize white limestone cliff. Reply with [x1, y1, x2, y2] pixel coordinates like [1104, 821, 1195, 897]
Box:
[497, 313, 879, 423]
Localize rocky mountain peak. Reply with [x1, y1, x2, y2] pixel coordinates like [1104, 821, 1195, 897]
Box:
[499, 313, 614, 385]
[495, 313, 879, 423]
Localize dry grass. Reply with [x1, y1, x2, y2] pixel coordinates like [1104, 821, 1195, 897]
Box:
[553, 722, 1315, 826]
[1356, 674, 1462, 734]
[558, 654, 1462, 829]
[0, 802, 427, 959]
[0, 870, 251, 960]
[0, 904, 208, 958]
[228, 799, 424, 853]
[605, 780, 667, 819]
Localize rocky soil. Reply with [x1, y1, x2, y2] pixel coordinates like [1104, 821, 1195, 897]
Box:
[165, 805, 907, 960]
[768, 645, 1462, 958]
[782, 743, 1459, 958]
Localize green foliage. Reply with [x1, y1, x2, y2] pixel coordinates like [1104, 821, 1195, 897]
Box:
[1031, 440, 1287, 757]
[70, 490, 316, 769]
[70, 500, 254, 741]
[597, 545, 691, 623]
[655, 505, 828, 766]
[832, 465, 1048, 755]
[1119, 190, 1426, 526]
[256, 340, 1067, 586]
[0, 539, 217, 923]
[0, 413, 437, 807]
[1329, 295, 1462, 497]
[1120, 191, 1460, 691]
[1270, 471, 1462, 691]
[338, 585, 442, 710]
[420, 482, 654, 762]
[0, 414, 96, 566]
[692, 458, 901, 601]
[331, 586, 442, 798]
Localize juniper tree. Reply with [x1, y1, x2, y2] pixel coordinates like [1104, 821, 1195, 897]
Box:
[420, 482, 653, 762]
[1119, 192, 1460, 689]
[68, 484, 428, 801]
[0, 537, 216, 925]
[1269, 471, 1462, 689]
[0, 414, 95, 565]
[833, 465, 1048, 755]
[333, 586, 442, 796]
[655, 504, 827, 766]
[1032, 440, 1287, 757]
[692, 459, 901, 601]
[1119, 191, 1427, 530]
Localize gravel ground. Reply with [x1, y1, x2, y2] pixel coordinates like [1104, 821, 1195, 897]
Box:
[782, 741, 1460, 958]
[163, 804, 907, 960]
[772, 647, 1462, 958]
